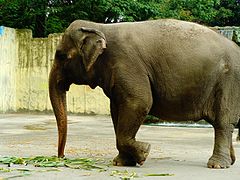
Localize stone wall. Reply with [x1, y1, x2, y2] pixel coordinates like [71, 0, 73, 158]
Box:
[0, 25, 239, 115]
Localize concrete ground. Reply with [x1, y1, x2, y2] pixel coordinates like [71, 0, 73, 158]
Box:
[0, 114, 240, 180]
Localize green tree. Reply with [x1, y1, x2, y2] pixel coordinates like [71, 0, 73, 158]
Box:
[103, 0, 161, 22]
[45, 0, 111, 35]
[214, 0, 240, 26]
[0, 0, 48, 37]
[45, 0, 161, 34]
[157, 0, 220, 24]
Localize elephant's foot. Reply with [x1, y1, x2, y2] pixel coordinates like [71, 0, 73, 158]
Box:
[133, 141, 151, 165]
[115, 141, 151, 166]
[207, 154, 232, 169]
[113, 153, 136, 166]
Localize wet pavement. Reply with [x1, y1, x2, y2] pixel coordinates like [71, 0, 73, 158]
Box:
[0, 114, 240, 179]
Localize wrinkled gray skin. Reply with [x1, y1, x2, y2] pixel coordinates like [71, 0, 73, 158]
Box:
[49, 19, 240, 169]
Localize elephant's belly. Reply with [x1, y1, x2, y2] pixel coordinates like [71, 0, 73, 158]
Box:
[149, 77, 213, 121]
[149, 97, 204, 121]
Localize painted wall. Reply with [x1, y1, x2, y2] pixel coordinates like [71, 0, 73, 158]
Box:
[0, 26, 239, 115]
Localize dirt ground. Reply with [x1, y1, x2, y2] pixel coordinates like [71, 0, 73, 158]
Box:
[0, 114, 240, 179]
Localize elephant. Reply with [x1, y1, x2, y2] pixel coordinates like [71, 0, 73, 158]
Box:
[49, 18, 240, 169]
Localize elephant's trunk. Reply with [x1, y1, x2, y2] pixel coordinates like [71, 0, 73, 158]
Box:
[49, 64, 67, 158]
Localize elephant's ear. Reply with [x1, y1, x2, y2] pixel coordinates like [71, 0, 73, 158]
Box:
[71, 27, 107, 72]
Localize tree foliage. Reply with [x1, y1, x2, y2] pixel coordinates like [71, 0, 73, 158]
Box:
[0, 0, 49, 37]
[0, 0, 239, 37]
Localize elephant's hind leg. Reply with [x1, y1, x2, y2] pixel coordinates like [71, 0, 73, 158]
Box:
[207, 82, 238, 168]
[207, 124, 234, 168]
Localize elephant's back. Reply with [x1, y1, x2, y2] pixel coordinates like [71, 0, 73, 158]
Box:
[67, 19, 213, 37]
[66, 19, 228, 53]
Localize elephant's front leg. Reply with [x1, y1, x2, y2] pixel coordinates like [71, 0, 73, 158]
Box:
[110, 101, 135, 166]
[111, 98, 152, 166]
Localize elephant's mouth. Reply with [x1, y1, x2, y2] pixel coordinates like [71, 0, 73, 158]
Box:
[57, 79, 71, 91]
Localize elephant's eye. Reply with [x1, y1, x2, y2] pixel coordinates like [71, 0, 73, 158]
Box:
[56, 50, 67, 61]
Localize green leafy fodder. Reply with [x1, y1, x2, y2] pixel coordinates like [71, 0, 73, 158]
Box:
[0, 157, 26, 165]
[0, 156, 106, 170]
[29, 156, 65, 167]
[64, 158, 105, 170]
[110, 170, 139, 179]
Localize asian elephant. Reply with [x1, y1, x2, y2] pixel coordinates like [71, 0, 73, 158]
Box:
[49, 19, 240, 169]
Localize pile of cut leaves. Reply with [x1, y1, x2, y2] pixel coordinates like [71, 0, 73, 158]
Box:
[0, 156, 109, 179]
[0, 156, 174, 179]
[0, 156, 107, 170]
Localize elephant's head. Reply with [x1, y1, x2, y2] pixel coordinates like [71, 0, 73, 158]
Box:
[49, 27, 107, 157]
